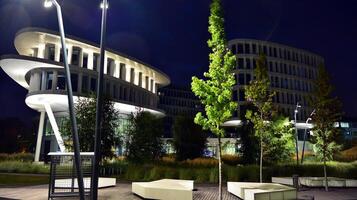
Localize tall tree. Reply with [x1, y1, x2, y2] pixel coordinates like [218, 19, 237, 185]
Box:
[62, 95, 119, 160]
[310, 64, 342, 191]
[191, 0, 237, 198]
[245, 54, 275, 182]
[173, 116, 207, 161]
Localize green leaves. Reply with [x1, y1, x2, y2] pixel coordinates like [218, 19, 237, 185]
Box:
[191, 0, 237, 138]
[311, 64, 342, 162]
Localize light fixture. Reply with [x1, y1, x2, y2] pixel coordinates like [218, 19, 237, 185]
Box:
[43, 0, 53, 8]
[100, 1, 109, 9]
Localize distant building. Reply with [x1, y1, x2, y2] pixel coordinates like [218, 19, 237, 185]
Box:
[336, 118, 357, 146]
[228, 39, 323, 123]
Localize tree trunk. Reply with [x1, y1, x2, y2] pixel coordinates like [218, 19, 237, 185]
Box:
[324, 156, 328, 191]
[218, 135, 222, 200]
[260, 136, 263, 183]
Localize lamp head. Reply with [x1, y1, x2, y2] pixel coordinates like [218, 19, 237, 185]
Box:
[100, 1, 109, 9]
[44, 0, 53, 8]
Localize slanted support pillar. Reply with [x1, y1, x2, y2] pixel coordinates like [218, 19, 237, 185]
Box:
[34, 111, 46, 162]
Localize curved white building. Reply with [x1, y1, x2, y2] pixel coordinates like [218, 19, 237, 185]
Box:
[0, 27, 170, 161]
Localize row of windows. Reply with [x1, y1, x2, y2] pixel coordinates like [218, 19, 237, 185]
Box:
[269, 76, 312, 92]
[160, 105, 199, 117]
[236, 57, 317, 79]
[158, 88, 197, 99]
[41, 43, 156, 93]
[29, 70, 157, 108]
[233, 88, 309, 107]
[230, 42, 321, 66]
[235, 72, 312, 92]
[159, 96, 201, 108]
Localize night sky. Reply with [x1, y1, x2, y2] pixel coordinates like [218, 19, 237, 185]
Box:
[0, 0, 357, 123]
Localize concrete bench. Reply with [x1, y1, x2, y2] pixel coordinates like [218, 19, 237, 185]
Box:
[55, 177, 116, 189]
[132, 179, 194, 200]
[227, 182, 296, 200]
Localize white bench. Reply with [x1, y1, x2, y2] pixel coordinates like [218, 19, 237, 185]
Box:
[227, 182, 296, 200]
[132, 179, 194, 200]
[55, 177, 116, 188]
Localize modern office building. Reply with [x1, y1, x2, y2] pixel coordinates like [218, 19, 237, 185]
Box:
[229, 39, 323, 123]
[0, 27, 170, 161]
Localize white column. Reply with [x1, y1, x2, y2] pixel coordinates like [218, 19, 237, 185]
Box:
[88, 52, 94, 70]
[67, 45, 73, 64]
[34, 111, 46, 162]
[55, 44, 60, 62]
[114, 61, 120, 78]
[125, 65, 131, 82]
[38, 44, 45, 59]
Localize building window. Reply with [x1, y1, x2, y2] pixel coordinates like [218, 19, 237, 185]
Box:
[150, 79, 154, 92]
[145, 76, 149, 89]
[59, 48, 68, 63]
[107, 58, 114, 76]
[138, 72, 143, 87]
[56, 72, 66, 90]
[269, 61, 273, 72]
[45, 44, 55, 61]
[71, 73, 78, 92]
[90, 78, 97, 92]
[106, 82, 111, 96]
[82, 53, 88, 68]
[238, 58, 244, 69]
[82, 75, 89, 93]
[246, 73, 251, 84]
[231, 44, 236, 55]
[252, 44, 257, 54]
[238, 73, 245, 85]
[244, 43, 250, 54]
[263, 45, 267, 55]
[245, 58, 251, 69]
[71, 47, 81, 66]
[120, 63, 126, 80]
[130, 68, 135, 83]
[93, 53, 100, 71]
[239, 89, 245, 101]
[46, 71, 53, 90]
[237, 43, 243, 53]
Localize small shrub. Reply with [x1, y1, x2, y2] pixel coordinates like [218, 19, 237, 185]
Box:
[222, 155, 241, 166]
[179, 168, 194, 180]
[0, 153, 34, 162]
[195, 168, 211, 183]
[0, 161, 49, 174]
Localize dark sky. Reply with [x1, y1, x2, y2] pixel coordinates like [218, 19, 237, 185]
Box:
[0, 0, 357, 123]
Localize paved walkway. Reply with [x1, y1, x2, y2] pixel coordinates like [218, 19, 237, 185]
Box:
[1, 183, 357, 200]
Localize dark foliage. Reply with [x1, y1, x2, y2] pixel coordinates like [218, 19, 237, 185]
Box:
[173, 116, 207, 161]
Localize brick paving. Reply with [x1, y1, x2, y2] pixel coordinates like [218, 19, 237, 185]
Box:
[1, 183, 357, 200]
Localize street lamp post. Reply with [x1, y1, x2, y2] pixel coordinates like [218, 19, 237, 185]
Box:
[294, 102, 301, 165]
[301, 109, 315, 164]
[44, 1, 85, 199]
[91, 0, 108, 199]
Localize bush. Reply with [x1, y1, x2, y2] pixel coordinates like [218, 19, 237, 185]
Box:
[0, 153, 34, 162]
[335, 146, 357, 162]
[0, 161, 49, 174]
[103, 159, 357, 183]
[222, 155, 241, 166]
